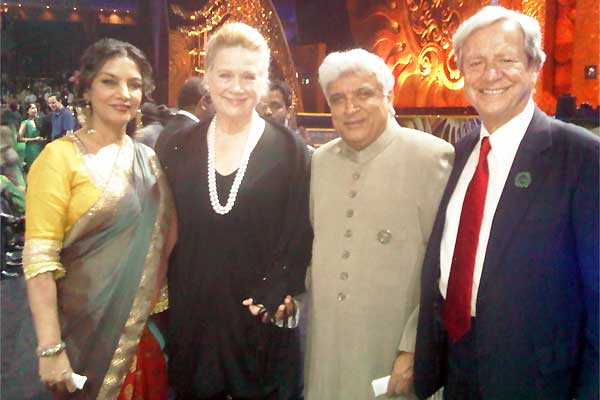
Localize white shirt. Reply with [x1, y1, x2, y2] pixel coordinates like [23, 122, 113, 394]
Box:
[439, 99, 535, 315]
[176, 109, 199, 123]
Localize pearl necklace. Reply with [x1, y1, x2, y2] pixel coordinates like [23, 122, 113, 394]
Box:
[207, 114, 264, 215]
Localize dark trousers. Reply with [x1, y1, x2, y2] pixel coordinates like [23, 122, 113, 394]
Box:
[443, 318, 483, 400]
[179, 390, 278, 400]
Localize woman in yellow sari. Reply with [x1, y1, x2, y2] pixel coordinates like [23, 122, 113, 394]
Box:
[24, 38, 175, 399]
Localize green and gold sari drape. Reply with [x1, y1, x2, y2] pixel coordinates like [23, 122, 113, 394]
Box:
[25, 136, 172, 399]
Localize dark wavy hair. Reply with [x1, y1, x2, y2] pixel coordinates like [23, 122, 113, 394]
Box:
[75, 38, 155, 102]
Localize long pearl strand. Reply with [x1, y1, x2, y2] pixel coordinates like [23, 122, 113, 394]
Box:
[207, 115, 262, 215]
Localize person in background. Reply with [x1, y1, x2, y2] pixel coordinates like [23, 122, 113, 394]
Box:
[256, 80, 293, 128]
[0, 124, 26, 212]
[17, 103, 45, 171]
[2, 102, 22, 129]
[1, 124, 26, 280]
[25, 90, 38, 105]
[159, 22, 312, 400]
[37, 102, 54, 142]
[47, 93, 76, 141]
[155, 77, 214, 157]
[414, 7, 598, 399]
[257, 80, 315, 152]
[24, 38, 176, 399]
[66, 105, 82, 131]
[135, 102, 171, 149]
[2, 102, 27, 168]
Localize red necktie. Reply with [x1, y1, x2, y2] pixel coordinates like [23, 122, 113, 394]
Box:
[443, 136, 491, 342]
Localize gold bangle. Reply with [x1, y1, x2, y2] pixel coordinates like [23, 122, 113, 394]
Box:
[36, 341, 66, 357]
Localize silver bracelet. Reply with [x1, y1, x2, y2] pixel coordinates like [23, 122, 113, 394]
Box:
[37, 341, 66, 357]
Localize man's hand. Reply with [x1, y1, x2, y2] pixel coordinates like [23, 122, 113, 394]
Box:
[242, 295, 296, 324]
[387, 351, 415, 397]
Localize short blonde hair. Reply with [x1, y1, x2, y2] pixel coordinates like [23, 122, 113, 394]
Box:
[204, 22, 270, 97]
[205, 22, 270, 74]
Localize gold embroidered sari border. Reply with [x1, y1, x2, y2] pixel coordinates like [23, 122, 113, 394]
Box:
[151, 286, 169, 315]
[63, 133, 133, 248]
[63, 133, 112, 247]
[96, 152, 173, 399]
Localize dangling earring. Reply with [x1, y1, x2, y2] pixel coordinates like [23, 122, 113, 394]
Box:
[135, 109, 143, 131]
[83, 101, 96, 134]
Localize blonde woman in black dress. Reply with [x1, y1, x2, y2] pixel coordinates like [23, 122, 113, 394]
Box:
[158, 23, 312, 400]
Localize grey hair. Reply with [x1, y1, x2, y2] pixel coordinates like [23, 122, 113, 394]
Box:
[318, 48, 395, 111]
[453, 6, 546, 70]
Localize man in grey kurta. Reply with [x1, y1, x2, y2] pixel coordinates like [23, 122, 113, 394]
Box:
[305, 49, 453, 399]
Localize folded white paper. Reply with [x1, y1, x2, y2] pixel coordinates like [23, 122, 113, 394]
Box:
[71, 373, 87, 390]
[371, 375, 390, 397]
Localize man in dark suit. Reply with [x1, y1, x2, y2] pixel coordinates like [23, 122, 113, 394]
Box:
[414, 6, 599, 400]
[155, 77, 214, 157]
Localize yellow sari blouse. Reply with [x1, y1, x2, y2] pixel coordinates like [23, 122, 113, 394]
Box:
[24, 137, 102, 280]
[23, 136, 169, 313]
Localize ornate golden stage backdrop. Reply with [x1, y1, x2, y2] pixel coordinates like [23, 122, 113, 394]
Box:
[164, 0, 598, 114]
[351, 0, 598, 113]
[346, 0, 485, 109]
[167, 0, 302, 111]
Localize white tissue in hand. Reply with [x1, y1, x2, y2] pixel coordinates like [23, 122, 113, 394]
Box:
[71, 372, 87, 390]
[371, 375, 390, 397]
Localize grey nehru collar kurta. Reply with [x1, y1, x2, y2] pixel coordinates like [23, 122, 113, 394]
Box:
[331, 116, 397, 164]
[305, 117, 453, 400]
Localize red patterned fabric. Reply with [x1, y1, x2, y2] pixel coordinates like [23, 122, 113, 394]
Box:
[117, 326, 167, 400]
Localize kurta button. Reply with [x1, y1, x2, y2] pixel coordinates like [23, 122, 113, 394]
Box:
[352, 172, 360, 180]
[346, 209, 354, 218]
[344, 229, 352, 238]
[282, 265, 287, 270]
[339, 272, 348, 280]
[342, 250, 350, 259]
[377, 229, 392, 244]
[337, 292, 346, 301]
[262, 276, 267, 281]
[349, 190, 357, 198]
[173, 145, 179, 150]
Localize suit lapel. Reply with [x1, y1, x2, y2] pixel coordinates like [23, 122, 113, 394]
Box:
[477, 108, 554, 296]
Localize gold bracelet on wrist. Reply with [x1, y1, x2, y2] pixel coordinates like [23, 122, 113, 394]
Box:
[36, 341, 66, 357]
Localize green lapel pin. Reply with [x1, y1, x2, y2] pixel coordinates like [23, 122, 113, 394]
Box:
[514, 171, 532, 188]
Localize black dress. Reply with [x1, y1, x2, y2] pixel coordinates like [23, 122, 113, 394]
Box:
[158, 119, 312, 400]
